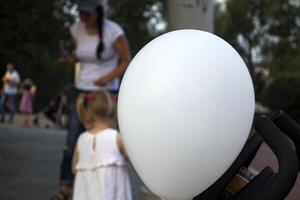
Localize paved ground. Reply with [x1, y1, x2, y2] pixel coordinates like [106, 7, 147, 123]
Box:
[250, 143, 300, 200]
[0, 120, 158, 200]
[1, 115, 300, 200]
[0, 124, 65, 200]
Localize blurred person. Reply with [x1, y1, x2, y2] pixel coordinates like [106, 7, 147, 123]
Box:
[33, 89, 68, 128]
[50, 0, 131, 199]
[19, 78, 36, 127]
[0, 63, 20, 123]
[72, 91, 132, 200]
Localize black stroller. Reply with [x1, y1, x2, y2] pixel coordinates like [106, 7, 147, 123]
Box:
[194, 110, 300, 200]
[33, 90, 68, 128]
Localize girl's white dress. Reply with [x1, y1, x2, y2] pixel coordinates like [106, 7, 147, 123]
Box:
[73, 128, 132, 200]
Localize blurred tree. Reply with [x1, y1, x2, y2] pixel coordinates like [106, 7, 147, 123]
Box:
[214, 0, 269, 76]
[215, 0, 300, 119]
[0, 0, 168, 110]
[0, 0, 75, 109]
[262, 72, 300, 121]
[261, 0, 300, 74]
[215, 0, 300, 76]
[107, 0, 167, 55]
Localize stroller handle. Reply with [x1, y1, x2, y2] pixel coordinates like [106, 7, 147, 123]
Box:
[252, 115, 298, 200]
[273, 110, 300, 170]
[195, 112, 299, 200]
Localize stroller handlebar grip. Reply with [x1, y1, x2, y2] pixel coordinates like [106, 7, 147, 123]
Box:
[253, 115, 298, 200]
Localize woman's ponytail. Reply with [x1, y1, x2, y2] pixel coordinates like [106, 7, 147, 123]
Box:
[96, 6, 104, 59]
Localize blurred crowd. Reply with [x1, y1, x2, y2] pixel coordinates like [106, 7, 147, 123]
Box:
[0, 62, 36, 127]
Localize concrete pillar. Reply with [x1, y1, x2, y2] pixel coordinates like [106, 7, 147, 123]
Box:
[167, 0, 214, 32]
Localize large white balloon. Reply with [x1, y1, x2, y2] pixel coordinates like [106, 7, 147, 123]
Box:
[118, 30, 255, 200]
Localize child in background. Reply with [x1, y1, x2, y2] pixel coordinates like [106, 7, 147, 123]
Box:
[72, 91, 132, 200]
[19, 79, 36, 127]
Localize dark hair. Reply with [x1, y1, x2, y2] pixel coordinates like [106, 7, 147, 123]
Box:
[23, 84, 31, 90]
[96, 6, 104, 59]
[23, 79, 33, 90]
[7, 62, 15, 67]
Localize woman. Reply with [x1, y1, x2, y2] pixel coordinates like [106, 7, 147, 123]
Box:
[50, 0, 131, 199]
[0, 63, 20, 123]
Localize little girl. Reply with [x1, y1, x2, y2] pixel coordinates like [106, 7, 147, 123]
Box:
[19, 79, 36, 127]
[72, 91, 132, 200]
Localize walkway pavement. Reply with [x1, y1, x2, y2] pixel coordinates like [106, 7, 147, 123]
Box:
[0, 118, 158, 200]
[250, 143, 300, 200]
[0, 115, 299, 199]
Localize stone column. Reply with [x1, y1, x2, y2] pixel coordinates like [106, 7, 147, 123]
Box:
[167, 0, 214, 32]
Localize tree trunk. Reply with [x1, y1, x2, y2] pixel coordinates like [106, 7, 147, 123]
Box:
[167, 0, 214, 32]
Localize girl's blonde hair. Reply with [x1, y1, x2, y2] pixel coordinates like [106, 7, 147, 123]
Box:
[76, 90, 115, 128]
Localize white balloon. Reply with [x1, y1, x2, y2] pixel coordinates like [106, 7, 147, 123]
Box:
[118, 30, 255, 200]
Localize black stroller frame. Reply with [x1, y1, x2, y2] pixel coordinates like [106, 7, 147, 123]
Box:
[33, 90, 68, 128]
[194, 110, 300, 200]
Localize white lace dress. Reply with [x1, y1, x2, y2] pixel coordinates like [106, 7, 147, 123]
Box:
[73, 128, 132, 200]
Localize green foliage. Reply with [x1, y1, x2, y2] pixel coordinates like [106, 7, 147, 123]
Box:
[215, 0, 267, 75]
[0, 0, 167, 110]
[261, 0, 300, 73]
[216, 0, 300, 117]
[107, 0, 166, 55]
[215, 0, 300, 76]
[0, 0, 75, 110]
[261, 72, 300, 121]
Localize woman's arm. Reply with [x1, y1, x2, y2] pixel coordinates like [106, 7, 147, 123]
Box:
[94, 35, 131, 86]
[116, 133, 129, 160]
[72, 144, 79, 175]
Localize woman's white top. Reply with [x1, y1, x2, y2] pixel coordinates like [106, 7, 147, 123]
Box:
[70, 19, 124, 91]
[73, 128, 132, 200]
